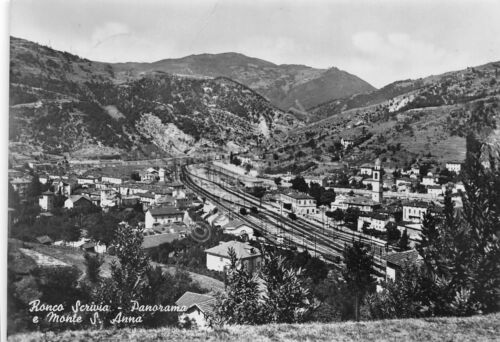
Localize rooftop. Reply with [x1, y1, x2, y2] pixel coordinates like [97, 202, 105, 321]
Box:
[403, 200, 431, 208]
[175, 292, 216, 315]
[205, 241, 261, 259]
[385, 249, 421, 268]
[281, 190, 314, 200]
[149, 206, 183, 216]
[344, 196, 379, 207]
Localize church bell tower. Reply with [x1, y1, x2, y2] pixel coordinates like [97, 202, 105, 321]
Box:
[372, 158, 383, 203]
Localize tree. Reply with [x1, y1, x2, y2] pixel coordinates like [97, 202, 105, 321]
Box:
[131, 172, 141, 181]
[326, 209, 344, 222]
[291, 176, 309, 194]
[96, 223, 150, 326]
[213, 248, 263, 325]
[365, 263, 435, 319]
[87, 212, 120, 246]
[386, 224, 401, 242]
[398, 229, 410, 251]
[320, 189, 336, 207]
[259, 252, 311, 323]
[274, 177, 282, 186]
[342, 241, 376, 321]
[344, 207, 360, 224]
[416, 133, 500, 316]
[214, 249, 312, 325]
[26, 174, 43, 203]
[250, 186, 266, 207]
[63, 224, 81, 242]
[84, 252, 104, 283]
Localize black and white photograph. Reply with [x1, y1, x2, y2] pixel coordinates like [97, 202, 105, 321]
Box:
[4, 0, 500, 341]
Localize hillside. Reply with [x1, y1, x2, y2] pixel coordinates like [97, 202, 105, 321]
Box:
[271, 61, 500, 167]
[113, 53, 376, 111]
[9, 37, 301, 159]
[8, 313, 500, 342]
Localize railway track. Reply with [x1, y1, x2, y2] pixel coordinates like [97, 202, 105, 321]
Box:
[182, 165, 388, 273]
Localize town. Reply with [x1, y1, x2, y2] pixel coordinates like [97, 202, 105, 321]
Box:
[8, 143, 469, 328]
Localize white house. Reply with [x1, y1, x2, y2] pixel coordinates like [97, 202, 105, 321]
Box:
[427, 185, 443, 197]
[205, 241, 262, 273]
[359, 164, 373, 176]
[145, 206, 184, 229]
[280, 191, 317, 216]
[175, 292, 215, 330]
[402, 201, 429, 223]
[222, 220, 255, 240]
[341, 137, 354, 149]
[38, 191, 55, 211]
[357, 212, 391, 231]
[421, 176, 436, 186]
[445, 162, 462, 174]
[77, 176, 96, 186]
[101, 176, 124, 185]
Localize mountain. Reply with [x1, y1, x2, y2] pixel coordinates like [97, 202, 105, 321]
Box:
[267, 61, 500, 169]
[9, 37, 301, 159]
[113, 53, 376, 111]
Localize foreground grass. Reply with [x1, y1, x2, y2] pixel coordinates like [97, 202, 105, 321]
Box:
[9, 313, 500, 342]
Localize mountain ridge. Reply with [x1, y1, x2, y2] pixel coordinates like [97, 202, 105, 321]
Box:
[112, 49, 376, 111]
[9, 36, 301, 160]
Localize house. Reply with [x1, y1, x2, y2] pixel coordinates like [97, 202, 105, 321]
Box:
[121, 195, 140, 207]
[175, 197, 193, 210]
[385, 249, 421, 282]
[145, 206, 184, 229]
[359, 163, 373, 176]
[166, 181, 185, 191]
[157, 195, 176, 207]
[139, 191, 159, 207]
[205, 241, 262, 273]
[341, 137, 354, 149]
[410, 164, 420, 175]
[38, 190, 55, 211]
[427, 185, 443, 197]
[445, 161, 462, 174]
[402, 201, 430, 223]
[36, 235, 53, 245]
[357, 212, 391, 231]
[303, 176, 327, 187]
[10, 177, 32, 198]
[142, 223, 188, 249]
[222, 220, 255, 240]
[64, 195, 93, 209]
[421, 176, 436, 186]
[139, 167, 159, 182]
[101, 176, 125, 185]
[280, 190, 317, 216]
[343, 196, 381, 212]
[53, 180, 72, 197]
[175, 292, 215, 330]
[397, 222, 423, 245]
[77, 176, 96, 186]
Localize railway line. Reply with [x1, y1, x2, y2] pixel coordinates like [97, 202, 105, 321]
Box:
[182, 164, 389, 274]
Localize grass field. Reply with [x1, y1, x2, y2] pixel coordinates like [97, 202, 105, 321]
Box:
[9, 240, 224, 292]
[8, 313, 500, 342]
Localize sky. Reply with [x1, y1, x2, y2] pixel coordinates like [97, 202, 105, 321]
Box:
[8, 0, 500, 88]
